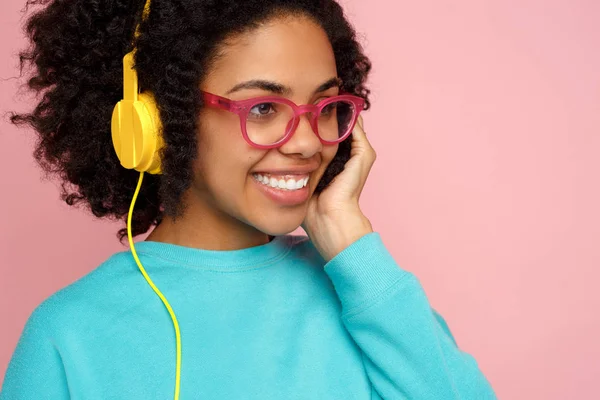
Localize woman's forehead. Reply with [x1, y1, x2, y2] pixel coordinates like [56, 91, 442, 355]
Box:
[203, 16, 337, 97]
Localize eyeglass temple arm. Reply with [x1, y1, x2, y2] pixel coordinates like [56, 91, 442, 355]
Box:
[202, 92, 233, 112]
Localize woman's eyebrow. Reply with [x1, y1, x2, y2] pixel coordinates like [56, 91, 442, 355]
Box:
[314, 77, 342, 93]
[225, 77, 342, 96]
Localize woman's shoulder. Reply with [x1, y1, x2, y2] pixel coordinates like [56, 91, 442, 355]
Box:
[23, 249, 143, 334]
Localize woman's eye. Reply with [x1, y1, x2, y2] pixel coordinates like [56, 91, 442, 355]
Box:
[250, 103, 275, 116]
[321, 102, 337, 114]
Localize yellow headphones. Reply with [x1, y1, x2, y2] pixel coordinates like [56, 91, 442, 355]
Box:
[110, 1, 182, 399]
[111, 0, 164, 174]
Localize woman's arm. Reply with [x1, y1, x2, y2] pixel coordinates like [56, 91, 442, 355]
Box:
[1, 305, 70, 399]
[323, 232, 497, 400]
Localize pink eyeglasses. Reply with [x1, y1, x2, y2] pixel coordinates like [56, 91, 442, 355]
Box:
[201, 91, 365, 149]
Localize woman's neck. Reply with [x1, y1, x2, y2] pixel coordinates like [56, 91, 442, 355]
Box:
[146, 210, 272, 251]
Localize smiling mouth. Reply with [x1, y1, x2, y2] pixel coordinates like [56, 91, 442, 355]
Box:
[251, 173, 309, 191]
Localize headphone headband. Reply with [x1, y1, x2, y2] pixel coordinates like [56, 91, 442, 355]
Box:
[134, 0, 152, 42]
[124, 0, 151, 101]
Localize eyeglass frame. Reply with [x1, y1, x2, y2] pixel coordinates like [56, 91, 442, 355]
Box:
[200, 90, 366, 149]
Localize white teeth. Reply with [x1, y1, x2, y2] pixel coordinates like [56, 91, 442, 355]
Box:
[252, 173, 309, 191]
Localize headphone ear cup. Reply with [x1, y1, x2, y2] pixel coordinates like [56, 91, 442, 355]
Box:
[135, 92, 163, 174]
[111, 91, 163, 174]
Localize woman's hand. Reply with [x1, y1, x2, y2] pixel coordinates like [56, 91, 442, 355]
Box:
[301, 115, 376, 262]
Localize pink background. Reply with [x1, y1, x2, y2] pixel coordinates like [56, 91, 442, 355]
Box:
[1, 0, 599, 398]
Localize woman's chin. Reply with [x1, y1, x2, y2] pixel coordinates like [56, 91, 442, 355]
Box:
[253, 214, 307, 237]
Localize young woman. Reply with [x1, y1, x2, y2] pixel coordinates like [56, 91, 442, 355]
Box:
[2, 0, 497, 399]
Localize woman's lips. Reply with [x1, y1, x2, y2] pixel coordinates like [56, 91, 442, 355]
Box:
[251, 173, 310, 206]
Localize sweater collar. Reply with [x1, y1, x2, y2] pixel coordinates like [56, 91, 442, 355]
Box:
[129, 235, 294, 270]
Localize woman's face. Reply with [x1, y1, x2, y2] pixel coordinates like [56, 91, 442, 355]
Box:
[187, 15, 340, 237]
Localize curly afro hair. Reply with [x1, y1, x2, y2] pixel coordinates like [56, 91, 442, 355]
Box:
[11, 0, 372, 241]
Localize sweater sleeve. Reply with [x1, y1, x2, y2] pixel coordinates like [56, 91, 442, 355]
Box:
[323, 232, 497, 400]
[1, 304, 70, 399]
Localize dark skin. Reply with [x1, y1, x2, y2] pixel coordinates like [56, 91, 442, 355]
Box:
[148, 15, 375, 260]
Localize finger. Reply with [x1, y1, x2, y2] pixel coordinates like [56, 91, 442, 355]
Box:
[352, 115, 374, 153]
[350, 116, 376, 180]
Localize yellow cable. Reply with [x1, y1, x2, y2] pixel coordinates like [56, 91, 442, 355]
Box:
[127, 171, 181, 400]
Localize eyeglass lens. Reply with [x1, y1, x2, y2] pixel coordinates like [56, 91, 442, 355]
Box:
[245, 100, 356, 146]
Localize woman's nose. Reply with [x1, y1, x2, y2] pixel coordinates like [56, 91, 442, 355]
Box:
[278, 114, 323, 158]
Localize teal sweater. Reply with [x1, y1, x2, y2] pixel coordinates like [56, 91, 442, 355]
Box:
[1, 232, 496, 399]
